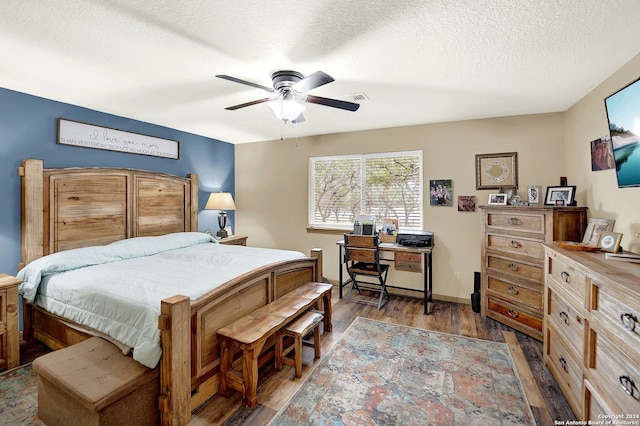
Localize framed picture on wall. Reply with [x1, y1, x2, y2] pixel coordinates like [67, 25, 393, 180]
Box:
[429, 179, 453, 207]
[457, 196, 476, 212]
[475, 152, 518, 190]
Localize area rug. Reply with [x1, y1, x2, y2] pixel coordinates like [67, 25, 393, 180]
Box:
[0, 363, 43, 425]
[270, 317, 535, 425]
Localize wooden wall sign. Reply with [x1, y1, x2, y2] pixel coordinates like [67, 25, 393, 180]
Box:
[57, 118, 179, 159]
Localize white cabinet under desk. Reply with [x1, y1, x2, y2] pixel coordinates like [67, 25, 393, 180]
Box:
[543, 244, 640, 420]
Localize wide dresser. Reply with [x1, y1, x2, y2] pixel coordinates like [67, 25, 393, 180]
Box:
[480, 206, 587, 340]
[543, 244, 640, 419]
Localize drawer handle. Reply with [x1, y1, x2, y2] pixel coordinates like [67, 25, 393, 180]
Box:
[559, 311, 569, 325]
[508, 286, 519, 295]
[507, 309, 519, 318]
[619, 375, 637, 397]
[507, 217, 520, 225]
[559, 357, 568, 373]
[620, 313, 637, 332]
[508, 240, 521, 248]
[560, 271, 571, 283]
[508, 263, 520, 271]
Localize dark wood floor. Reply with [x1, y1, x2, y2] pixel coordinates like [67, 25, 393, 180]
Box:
[20, 289, 575, 425]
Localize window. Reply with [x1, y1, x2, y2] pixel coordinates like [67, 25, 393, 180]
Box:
[309, 151, 423, 230]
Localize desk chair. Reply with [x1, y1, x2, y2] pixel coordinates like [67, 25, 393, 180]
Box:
[343, 233, 390, 309]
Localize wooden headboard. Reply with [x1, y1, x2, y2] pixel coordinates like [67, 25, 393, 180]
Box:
[19, 159, 198, 269]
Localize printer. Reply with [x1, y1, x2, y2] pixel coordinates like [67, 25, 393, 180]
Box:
[396, 230, 433, 247]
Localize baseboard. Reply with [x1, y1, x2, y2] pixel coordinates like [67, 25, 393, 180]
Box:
[323, 279, 471, 305]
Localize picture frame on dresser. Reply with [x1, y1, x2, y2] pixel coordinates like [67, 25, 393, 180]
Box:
[582, 218, 615, 245]
[487, 193, 507, 205]
[596, 231, 623, 252]
[544, 185, 576, 206]
[527, 185, 542, 204]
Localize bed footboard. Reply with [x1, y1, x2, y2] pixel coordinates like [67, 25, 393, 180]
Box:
[158, 248, 323, 425]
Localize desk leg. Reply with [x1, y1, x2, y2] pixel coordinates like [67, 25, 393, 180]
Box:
[423, 252, 433, 315]
[338, 245, 344, 299]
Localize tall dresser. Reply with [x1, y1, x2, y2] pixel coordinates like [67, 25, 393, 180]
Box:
[480, 206, 587, 340]
[543, 245, 640, 419]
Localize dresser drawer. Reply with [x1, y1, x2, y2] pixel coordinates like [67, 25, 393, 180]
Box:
[487, 297, 543, 333]
[487, 234, 544, 259]
[584, 379, 616, 421]
[394, 252, 422, 272]
[546, 322, 583, 416]
[591, 281, 640, 351]
[486, 254, 543, 282]
[487, 276, 542, 310]
[486, 211, 545, 234]
[546, 286, 586, 358]
[546, 252, 587, 308]
[589, 331, 640, 415]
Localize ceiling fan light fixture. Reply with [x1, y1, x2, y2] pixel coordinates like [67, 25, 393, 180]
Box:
[268, 97, 306, 121]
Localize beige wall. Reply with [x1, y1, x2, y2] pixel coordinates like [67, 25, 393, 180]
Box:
[236, 113, 566, 302]
[235, 52, 640, 303]
[565, 53, 640, 253]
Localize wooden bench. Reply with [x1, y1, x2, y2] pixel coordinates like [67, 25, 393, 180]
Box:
[275, 311, 323, 378]
[217, 282, 332, 408]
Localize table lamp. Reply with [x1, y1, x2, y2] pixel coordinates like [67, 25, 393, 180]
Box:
[205, 192, 236, 238]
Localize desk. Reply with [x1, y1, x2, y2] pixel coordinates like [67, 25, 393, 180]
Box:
[337, 241, 434, 314]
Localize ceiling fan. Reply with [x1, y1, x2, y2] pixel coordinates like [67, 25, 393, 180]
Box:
[216, 70, 360, 123]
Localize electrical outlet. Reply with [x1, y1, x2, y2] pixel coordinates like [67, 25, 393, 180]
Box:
[453, 272, 461, 283]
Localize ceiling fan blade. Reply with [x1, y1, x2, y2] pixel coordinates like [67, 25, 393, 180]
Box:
[305, 95, 360, 112]
[216, 75, 275, 92]
[292, 114, 305, 123]
[225, 97, 273, 110]
[292, 71, 334, 93]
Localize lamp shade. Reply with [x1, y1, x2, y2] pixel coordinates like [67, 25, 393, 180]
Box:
[205, 192, 236, 211]
[269, 98, 306, 121]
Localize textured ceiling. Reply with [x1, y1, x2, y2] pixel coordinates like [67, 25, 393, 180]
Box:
[2, 0, 640, 144]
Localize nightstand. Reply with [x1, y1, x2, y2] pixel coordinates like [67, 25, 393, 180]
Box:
[218, 235, 248, 246]
[0, 274, 20, 371]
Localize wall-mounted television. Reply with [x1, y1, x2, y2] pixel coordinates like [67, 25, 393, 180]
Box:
[604, 77, 640, 188]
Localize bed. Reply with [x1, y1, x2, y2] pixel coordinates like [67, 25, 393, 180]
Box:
[17, 159, 323, 425]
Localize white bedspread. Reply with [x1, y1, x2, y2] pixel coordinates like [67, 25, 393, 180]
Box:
[17, 233, 306, 368]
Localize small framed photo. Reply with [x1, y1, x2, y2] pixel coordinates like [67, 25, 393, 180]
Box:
[582, 218, 615, 245]
[544, 186, 576, 206]
[596, 231, 623, 252]
[527, 185, 542, 204]
[488, 193, 508, 205]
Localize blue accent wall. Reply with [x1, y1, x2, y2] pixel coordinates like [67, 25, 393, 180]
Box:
[0, 87, 235, 276]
